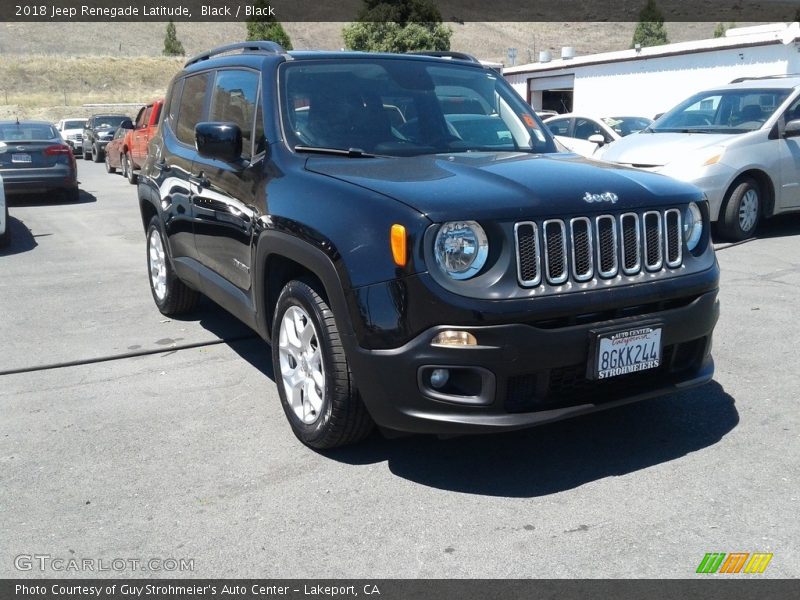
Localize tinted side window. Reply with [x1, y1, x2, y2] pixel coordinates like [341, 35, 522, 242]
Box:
[175, 73, 210, 146]
[546, 118, 570, 136]
[209, 69, 259, 159]
[142, 107, 153, 128]
[574, 118, 604, 140]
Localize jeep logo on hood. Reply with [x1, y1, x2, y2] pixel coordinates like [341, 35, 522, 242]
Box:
[583, 191, 618, 204]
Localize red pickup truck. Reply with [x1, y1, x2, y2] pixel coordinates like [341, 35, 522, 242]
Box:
[122, 98, 164, 184]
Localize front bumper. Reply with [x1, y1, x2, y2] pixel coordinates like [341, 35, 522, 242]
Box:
[348, 288, 719, 434]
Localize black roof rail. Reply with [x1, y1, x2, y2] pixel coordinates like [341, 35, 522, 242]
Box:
[184, 41, 286, 68]
[729, 73, 800, 83]
[407, 51, 481, 64]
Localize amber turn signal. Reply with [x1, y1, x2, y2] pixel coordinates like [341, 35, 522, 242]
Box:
[390, 224, 407, 267]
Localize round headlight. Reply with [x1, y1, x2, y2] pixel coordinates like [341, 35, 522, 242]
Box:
[683, 202, 703, 252]
[434, 221, 489, 280]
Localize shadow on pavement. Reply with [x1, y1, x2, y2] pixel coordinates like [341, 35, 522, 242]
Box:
[171, 297, 275, 381]
[325, 381, 738, 497]
[712, 212, 800, 247]
[6, 189, 97, 206]
[0, 216, 37, 256]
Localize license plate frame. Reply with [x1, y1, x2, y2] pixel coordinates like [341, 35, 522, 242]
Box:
[587, 321, 663, 380]
[11, 153, 32, 164]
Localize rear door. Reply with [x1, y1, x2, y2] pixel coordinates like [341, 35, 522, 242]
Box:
[191, 68, 262, 291]
[158, 72, 211, 262]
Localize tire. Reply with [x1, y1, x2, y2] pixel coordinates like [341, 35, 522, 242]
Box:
[145, 216, 199, 315]
[271, 280, 374, 449]
[125, 153, 138, 184]
[0, 205, 10, 248]
[92, 144, 103, 163]
[720, 177, 761, 241]
[105, 151, 116, 174]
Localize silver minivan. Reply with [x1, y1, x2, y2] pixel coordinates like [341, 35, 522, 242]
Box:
[600, 75, 800, 240]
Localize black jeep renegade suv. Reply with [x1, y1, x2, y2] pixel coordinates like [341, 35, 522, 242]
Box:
[138, 42, 720, 449]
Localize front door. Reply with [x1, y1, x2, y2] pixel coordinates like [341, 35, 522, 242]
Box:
[191, 69, 262, 291]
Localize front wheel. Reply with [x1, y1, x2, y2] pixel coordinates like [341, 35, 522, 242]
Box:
[271, 280, 374, 449]
[0, 205, 10, 248]
[146, 216, 199, 315]
[720, 178, 760, 241]
[92, 144, 103, 163]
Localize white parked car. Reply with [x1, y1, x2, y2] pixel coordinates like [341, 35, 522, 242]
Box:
[544, 113, 652, 157]
[0, 173, 8, 247]
[600, 76, 800, 240]
[56, 118, 87, 154]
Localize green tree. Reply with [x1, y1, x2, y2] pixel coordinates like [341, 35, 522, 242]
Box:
[162, 19, 185, 56]
[631, 0, 669, 48]
[342, 0, 452, 53]
[246, 0, 293, 50]
[713, 22, 735, 38]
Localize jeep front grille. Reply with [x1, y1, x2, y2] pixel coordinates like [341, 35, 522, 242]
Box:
[515, 209, 683, 287]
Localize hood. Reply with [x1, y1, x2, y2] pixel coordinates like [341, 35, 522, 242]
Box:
[600, 131, 738, 167]
[305, 152, 702, 222]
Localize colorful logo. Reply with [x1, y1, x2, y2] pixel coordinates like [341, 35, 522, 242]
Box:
[696, 552, 773, 574]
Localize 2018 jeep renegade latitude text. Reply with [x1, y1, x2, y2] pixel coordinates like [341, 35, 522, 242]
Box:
[138, 42, 720, 449]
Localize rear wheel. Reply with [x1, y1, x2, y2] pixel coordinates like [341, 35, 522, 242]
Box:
[105, 151, 116, 174]
[146, 216, 199, 315]
[720, 178, 760, 241]
[125, 153, 138, 184]
[271, 280, 374, 449]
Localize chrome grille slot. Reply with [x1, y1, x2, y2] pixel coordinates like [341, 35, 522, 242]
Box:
[664, 209, 682, 267]
[514, 208, 682, 287]
[569, 217, 593, 281]
[620, 213, 641, 275]
[514, 221, 541, 286]
[595, 215, 618, 278]
[543, 220, 568, 285]
[643, 211, 663, 271]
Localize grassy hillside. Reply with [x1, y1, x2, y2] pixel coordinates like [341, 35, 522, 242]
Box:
[0, 21, 722, 122]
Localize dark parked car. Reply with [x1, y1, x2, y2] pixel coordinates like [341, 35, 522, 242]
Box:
[138, 42, 720, 449]
[82, 114, 129, 162]
[0, 120, 78, 202]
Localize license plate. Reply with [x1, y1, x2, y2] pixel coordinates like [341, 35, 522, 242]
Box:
[12, 153, 31, 163]
[594, 326, 662, 379]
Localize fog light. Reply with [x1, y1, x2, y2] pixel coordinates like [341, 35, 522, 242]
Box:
[431, 330, 477, 347]
[430, 368, 450, 389]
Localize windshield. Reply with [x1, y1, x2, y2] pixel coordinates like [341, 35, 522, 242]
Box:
[0, 123, 58, 141]
[651, 88, 790, 133]
[62, 120, 85, 130]
[279, 58, 555, 156]
[94, 116, 127, 128]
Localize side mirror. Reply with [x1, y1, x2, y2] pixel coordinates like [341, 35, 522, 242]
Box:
[783, 119, 800, 138]
[588, 133, 606, 146]
[120, 119, 135, 130]
[195, 122, 242, 163]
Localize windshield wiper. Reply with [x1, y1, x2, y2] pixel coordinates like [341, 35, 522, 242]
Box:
[294, 145, 375, 158]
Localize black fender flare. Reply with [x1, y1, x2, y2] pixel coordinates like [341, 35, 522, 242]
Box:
[254, 230, 358, 349]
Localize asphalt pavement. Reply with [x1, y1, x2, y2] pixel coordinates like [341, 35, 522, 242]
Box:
[1, 160, 798, 578]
